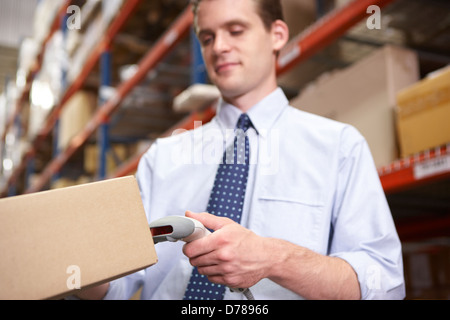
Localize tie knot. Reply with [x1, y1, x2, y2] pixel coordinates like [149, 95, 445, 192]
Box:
[236, 113, 252, 132]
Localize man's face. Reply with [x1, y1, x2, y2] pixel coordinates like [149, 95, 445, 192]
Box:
[195, 0, 281, 103]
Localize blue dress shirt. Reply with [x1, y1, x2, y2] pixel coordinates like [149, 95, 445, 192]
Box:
[104, 88, 405, 300]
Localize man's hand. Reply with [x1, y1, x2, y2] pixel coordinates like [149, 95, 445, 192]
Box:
[182, 210, 361, 300]
[182, 210, 272, 289]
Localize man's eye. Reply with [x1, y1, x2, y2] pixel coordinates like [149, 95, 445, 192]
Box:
[201, 36, 213, 46]
[230, 30, 243, 36]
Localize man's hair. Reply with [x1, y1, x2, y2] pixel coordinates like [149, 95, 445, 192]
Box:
[190, 0, 284, 31]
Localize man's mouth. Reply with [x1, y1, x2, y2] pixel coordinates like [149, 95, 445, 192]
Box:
[215, 62, 240, 73]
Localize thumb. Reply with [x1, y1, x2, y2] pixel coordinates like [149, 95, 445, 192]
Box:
[185, 210, 234, 232]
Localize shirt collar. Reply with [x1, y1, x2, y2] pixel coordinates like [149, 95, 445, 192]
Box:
[215, 87, 288, 138]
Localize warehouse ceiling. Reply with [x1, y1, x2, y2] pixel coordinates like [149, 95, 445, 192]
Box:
[0, 0, 36, 96]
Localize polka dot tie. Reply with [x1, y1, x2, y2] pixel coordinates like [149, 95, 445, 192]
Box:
[183, 113, 252, 300]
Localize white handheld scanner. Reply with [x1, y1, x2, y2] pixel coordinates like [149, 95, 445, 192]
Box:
[149, 216, 211, 244]
[149, 215, 255, 300]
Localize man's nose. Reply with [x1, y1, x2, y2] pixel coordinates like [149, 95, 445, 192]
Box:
[213, 32, 231, 54]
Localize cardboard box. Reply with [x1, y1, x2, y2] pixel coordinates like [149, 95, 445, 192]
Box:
[84, 144, 130, 175]
[58, 91, 96, 151]
[290, 45, 419, 168]
[0, 176, 157, 300]
[403, 240, 450, 300]
[396, 66, 450, 157]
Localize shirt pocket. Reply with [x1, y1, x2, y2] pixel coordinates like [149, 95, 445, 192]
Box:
[255, 181, 325, 252]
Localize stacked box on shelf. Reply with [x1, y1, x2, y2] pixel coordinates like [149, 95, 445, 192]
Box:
[67, 0, 124, 84]
[65, 0, 101, 57]
[32, 0, 66, 47]
[15, 38, 39, 95]
[57, 90, 97, 151]
[0, 82, 16, 139]
[396, 66, 450, 158]
[0, 83, 29, 183]
[84, 143, 136, 176]
[67, 11, 103, 84]
[51, 176, 91, 190]
[290, 45, 420, 168]
[403, 240, 450, 299]
[28, 31, 66, 141]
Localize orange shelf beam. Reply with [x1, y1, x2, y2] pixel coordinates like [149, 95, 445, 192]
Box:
[379, 144, 450, 194]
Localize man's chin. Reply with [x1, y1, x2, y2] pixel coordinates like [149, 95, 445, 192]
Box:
[214, 84, 245, 101]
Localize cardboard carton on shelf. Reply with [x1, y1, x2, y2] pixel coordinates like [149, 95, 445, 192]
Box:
[396, 66, 450, 158]
[0, 176, 157, 300]
[403, 240, 450, 300]
[84, 143, 132, 176]
[290, 45, 420, 168]
[58, 91, 97, 151]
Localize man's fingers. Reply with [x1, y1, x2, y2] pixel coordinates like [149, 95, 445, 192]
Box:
[182, 235, 213, 258]
[185, 210, 234, 232]
[182, 211, 235, 260]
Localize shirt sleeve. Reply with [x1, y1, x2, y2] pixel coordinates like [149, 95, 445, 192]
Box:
[135, 142, 157, 221]
[329, 126, 405, 300]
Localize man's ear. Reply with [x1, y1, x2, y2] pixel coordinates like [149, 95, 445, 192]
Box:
[271, 19, 289, 53]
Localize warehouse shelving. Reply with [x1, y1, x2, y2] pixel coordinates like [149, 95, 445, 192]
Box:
[1, 1, 71, 144]
[2, 0, 401, 195]
[23, 4, 194, 194]
[380, 143, 450, 243]
[2, 0, 141, 195]
[0, 0, 144, 196]
[1, 0, 449, 299]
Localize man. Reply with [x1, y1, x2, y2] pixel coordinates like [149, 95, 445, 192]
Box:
[79, 0, 404, 300]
